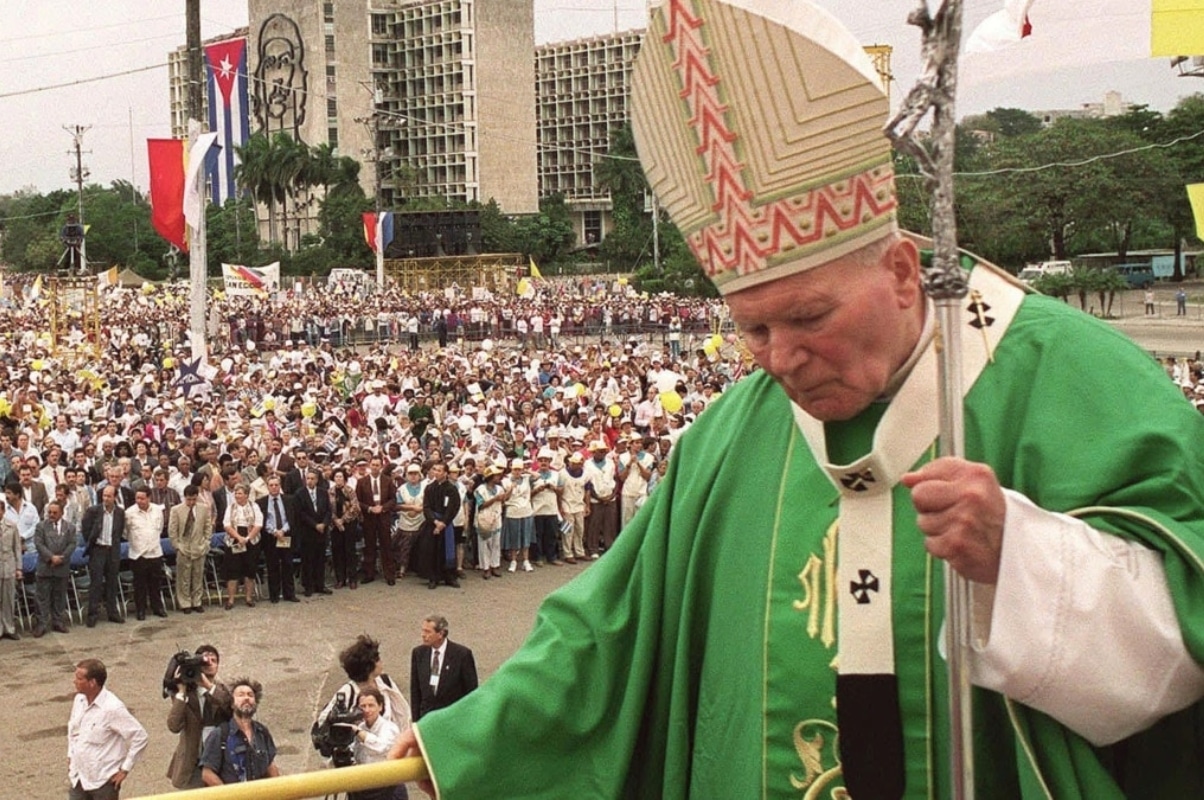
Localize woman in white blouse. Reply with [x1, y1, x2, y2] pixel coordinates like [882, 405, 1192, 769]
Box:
[222, 484, 263, 610]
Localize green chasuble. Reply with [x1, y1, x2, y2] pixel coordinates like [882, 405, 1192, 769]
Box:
[415, 287, 1204, 799]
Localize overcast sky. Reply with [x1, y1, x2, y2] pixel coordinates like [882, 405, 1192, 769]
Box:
[0, 0, 1196, 197]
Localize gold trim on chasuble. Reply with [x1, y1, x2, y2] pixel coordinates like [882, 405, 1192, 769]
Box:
[767, 263, 1024, 798]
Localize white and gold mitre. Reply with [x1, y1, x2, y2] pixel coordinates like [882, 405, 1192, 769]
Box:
[632, 0, 897, 295]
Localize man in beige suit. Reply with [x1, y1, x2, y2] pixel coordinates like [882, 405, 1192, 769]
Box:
[168, 485, 211, 613]
[0, 499, 21, 640]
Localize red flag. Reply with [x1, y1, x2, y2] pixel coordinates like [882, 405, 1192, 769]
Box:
[148, 139, 187, 252]
[363, 212, 379, 253]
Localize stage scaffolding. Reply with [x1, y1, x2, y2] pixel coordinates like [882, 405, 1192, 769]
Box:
[383, 253, 523, 294]
[48, 276, 102, 361]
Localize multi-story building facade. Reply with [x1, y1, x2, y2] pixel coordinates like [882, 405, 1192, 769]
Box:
[535, 29, 643, 248]
[369, 0, 538, 213]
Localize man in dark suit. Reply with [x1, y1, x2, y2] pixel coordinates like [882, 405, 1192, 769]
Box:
[80, 485, 126, 626]
[166, 644, 231, 789]
[256, 476, 299, 603]
[410, 614, 477, 721]
[211, 466, 239, 535]
[18, 464, 49, 518]
[264, 437, 294, 475]
[32, 500, 76, 636]
[280, 449, 311, 497]
[293, 469, 331, 596]
[355, 455, 397, 584]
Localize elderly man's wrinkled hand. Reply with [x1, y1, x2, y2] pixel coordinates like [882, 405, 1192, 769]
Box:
[901, 457, 1006, 584]
[389, 727, 435, 798]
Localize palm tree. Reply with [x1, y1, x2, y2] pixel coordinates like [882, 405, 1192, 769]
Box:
[307, 141, 339, 201]
[234, 133, 278, 244]
[593, 123, 647, 204]
[268, 132, 308, 250]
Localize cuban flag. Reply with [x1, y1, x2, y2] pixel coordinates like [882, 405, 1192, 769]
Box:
[204, 37, 250, 206]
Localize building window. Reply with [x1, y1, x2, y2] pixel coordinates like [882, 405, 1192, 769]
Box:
[584, 210, 602, 244]
[324, 2, 335, 23]
[328, 127, 339, 150]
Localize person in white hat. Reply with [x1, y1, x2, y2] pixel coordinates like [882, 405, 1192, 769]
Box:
[472, 463, 506, 579]
[581, 439, 617, 559]
[500, 458, 534, 573]
[392, 1, 1204, 796]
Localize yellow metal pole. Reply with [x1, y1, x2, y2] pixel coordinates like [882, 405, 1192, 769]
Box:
[136, 757, 428, 800]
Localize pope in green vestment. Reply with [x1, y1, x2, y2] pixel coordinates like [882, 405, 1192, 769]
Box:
[411, 271, 1204, 799]
[395, 1, 1204, 796]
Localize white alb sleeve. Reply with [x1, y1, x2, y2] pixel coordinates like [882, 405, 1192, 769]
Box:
[968, 489, 1204, 746]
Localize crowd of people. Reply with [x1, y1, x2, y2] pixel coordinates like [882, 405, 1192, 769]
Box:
[0, 273, 754, 640]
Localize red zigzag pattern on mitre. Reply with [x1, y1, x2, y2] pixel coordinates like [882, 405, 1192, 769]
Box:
[661, 0, 896, 280]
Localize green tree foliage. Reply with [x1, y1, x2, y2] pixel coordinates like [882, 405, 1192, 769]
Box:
[594, 123, 652, 270]
[205, 196, 261, 275]
[0, 188, 73, 270]
[317, 188, 373, 269]
[955, 117, 1179, 264]
[979, 107, 1044, 139]
[80, 181, 156, 273]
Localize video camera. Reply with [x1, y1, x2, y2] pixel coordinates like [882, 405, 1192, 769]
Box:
[311, 694, 364, 768]
[161, 650, 207, 699]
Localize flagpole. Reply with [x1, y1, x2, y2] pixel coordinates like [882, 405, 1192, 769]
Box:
[375, 212, 386, 288]
[885, 1, 974, 798]
[187, 120, 208, 362]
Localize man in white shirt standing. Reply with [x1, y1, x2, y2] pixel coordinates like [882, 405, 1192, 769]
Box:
[126, 487, 167, 621]
[68, 658, 148, 800]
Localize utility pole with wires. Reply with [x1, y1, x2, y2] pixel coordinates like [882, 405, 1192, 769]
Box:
[62, 124, 91, 275]
[357, 83, 387, 287]
[185, 0, 208, 361]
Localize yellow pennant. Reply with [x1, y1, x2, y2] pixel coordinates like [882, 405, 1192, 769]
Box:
[1187, 183, 1204, 240]
[1153, 0, 1204, 56]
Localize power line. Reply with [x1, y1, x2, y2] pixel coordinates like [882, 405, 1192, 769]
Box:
[0, 13, 179, 45]
[896, 127, 1204, 178]
[0, 32, 181, 65]
[0, 208, 66, 223]
[0, 62, 166, 100]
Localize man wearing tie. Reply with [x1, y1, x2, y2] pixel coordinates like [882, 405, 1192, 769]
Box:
[257, 477, 299, 603]
[294, 469, 331, 596]
[80, 486, 126, 626]
[150, 469, 182, 537]
[32, 500, 76, 636]
[166, 644, 231, 789]
[168, 486, 211, 614]
[280, 450, 310, 497]
[265, 437, 292, 474]
[355, 456, 396, 585]
[410, 615, 477, 721]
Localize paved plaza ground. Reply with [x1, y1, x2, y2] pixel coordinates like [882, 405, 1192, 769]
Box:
[8, 280, 1204, 799]
[8, 560, 582, 798]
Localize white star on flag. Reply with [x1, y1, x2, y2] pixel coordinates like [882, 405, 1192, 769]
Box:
[219, 55, 233, 80]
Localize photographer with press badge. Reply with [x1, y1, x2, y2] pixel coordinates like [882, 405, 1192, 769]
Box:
[165, 644, 231, 789]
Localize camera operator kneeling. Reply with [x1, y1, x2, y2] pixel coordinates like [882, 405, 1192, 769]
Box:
[342, 688, 407, 800]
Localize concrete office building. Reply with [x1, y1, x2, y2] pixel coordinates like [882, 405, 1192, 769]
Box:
[370, 0, 538, 213]
[535, 29, 643, 248]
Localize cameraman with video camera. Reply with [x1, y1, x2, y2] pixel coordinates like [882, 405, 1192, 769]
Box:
[165, 644, 231, 789]
[312, 634, 411, 770]
[344, 687, 407, 800]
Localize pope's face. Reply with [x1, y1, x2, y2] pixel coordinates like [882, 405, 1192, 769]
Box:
[726, 238, 924, 422]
